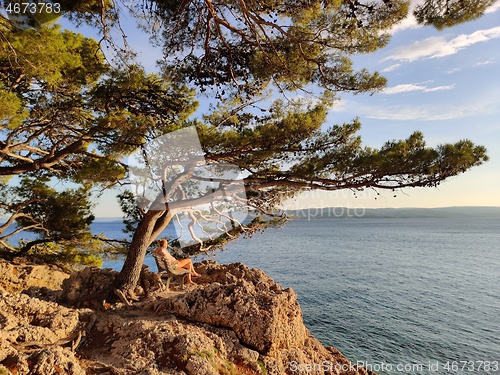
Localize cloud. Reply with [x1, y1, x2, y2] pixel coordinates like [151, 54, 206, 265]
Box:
[329, 99, 349, 113]
[334, 89, 500, 121]
[444, 68, 462, 74]
[485, 1, 500, 13]
[381, 64, 402, 72]
[361, 98, 497, 121]
[389, 14, 421, 34]
[384, 26, 500, 62]
[474, 59, 495, 66]
[388, 0, 425, 33]
[382, 83, 455, 95]
[364, 105, 465, 121]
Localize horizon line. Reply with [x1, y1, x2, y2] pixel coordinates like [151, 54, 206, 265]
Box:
[92, 205, 500, 220]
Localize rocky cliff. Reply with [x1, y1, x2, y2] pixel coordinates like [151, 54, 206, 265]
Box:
[0, 258, 376, 375]
[0, 257, 70, 294]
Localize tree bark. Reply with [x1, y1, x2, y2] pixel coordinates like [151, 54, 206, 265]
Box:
[115, 209, 165, 294]
[20, 238, 52, 253]
[150, 210, 174, 243]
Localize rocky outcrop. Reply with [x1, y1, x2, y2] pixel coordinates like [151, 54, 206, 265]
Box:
[0, 288, 88, 374]
[0, 259, 376, 375]
[0, 257, 69, 294]
[153, 261, 308, 355]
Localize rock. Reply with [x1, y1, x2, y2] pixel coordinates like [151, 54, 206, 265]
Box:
[60, 266, 118, 307]
[0, 258, 69, 294]
[153, 261, 307, 355]
[25, 347, 85, 375]
[0, 292, 80, 346]
[140, 264, 166, 296]
[1, 347, 84, 375]
[0, 289, 88, 375]
[0, 258, 378, 375]
[60, 265, 165, 306]
[80, 309, 267, 375]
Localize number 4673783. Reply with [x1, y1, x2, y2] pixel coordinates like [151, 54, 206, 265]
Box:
[5, 2, 61, 14]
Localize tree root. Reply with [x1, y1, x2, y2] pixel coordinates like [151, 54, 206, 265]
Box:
[113, 288, 132, 306]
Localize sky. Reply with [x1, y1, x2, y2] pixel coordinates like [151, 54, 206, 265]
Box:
[3, 1, 499, 217]
[91, 0, 500, 216]
[88, 0, 500, 216]
[288, 1, 500, 211]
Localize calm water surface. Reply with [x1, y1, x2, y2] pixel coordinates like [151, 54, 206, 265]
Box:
[212, 218, 500, 374]
[98, 218, 500, 374]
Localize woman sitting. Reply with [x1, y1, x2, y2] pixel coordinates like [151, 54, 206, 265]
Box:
[151, 239, 201, 285]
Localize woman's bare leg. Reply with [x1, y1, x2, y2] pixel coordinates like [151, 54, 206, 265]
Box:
[177, 259, 201, 277]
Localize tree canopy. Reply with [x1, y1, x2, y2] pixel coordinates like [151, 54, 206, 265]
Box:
[142, 0, 409, 95]
[0, 20, 197, 261]
[0, 0, 493, 297]
[413, 0, 497, 30]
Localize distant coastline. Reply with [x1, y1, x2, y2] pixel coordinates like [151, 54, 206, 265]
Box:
[284, 206, 500, 220]
[92, 206, 500, 222]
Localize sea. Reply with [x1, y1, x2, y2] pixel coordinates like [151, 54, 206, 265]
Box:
[37, 217, 500, 374]
[92, 216, 500, 374]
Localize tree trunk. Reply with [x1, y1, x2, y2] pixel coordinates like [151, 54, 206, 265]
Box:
[115, 209, 164, 294]
[150, 210, 174, 243]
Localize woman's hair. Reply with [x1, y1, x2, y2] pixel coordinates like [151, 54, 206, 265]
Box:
[158, 239, 168, 247]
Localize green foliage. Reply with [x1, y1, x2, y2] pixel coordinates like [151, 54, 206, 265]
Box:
[0, 177, 109, 266]
[0, 83, 27, 128]
[145, 0, 408, 96]
[117, 190, 143, 234]
[414, 0, 497, 30]
[0, 25, 106, 90]
[13, 178, 94, 239]
[437, 140, 488, 174]
[72, 158, 127, 188]
[57, 0, 117, 30]
[0, 21, 197, 261]
[89, 66, 198, 155]
[0, 25, 106, 130]
[19, 239, 104, 267]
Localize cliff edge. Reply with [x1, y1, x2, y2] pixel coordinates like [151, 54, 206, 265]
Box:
[0, 258, 376, 375]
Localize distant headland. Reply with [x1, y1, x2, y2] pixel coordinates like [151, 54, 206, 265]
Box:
[92, 206, 500, 222]
[284, 206, 500, 219]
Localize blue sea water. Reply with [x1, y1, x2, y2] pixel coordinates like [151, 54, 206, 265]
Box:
[96, 218, 500, 374]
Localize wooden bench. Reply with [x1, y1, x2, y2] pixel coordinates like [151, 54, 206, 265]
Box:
[153, 255, 191, 291]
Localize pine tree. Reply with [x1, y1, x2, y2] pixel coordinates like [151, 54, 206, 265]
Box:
[0, 1, 493, 297]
